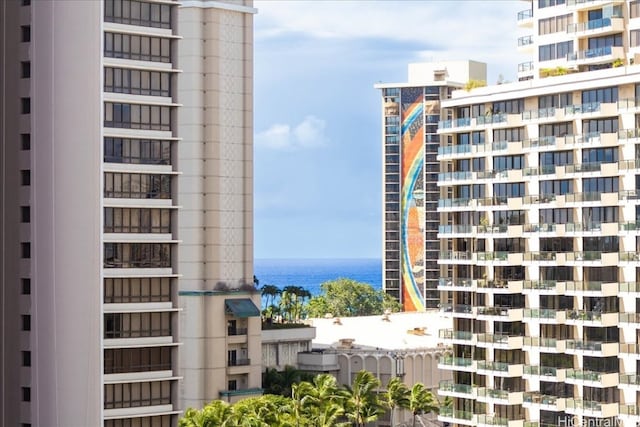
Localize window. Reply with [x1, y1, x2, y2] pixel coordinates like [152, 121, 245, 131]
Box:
[539, 179, 573, 195]
[582, 87, 618, 104]
[21, 315, 30, 331]
[582, 148, 618, 163]
[104, 68, 172, 97]
[103, 172, 171, 199]
[20, 134, 30, 150]
[493, 155, 524, 171]
[20, 206, 30, 223]
[21, 387, 30, 402]
[583, 177, 618, 193]
[539, 93, 572, 108]
[104, 103, 171, 131]
[104, 0, 172, 28]
[20, 170, 30, 186]
[494, 238, 526, 253]
[21, 279, 30, 295]
[104, 32, 171, 63]
[104, 416, 173, 427]
[493, 127, 524, 143]
[104, 347, 172, 374]
[104, 207, 171, 234]
[540, 238, 573, 252]
[493, 183, 525, 198]
[21, 0, 31, 5]
[538, 0, 565, 8]
[228, 380, 237, 391]
[494, 210, 525, 225]
[103, 381, 171, 409]
[20, 61, 30, 78]
[540, 151, 573, 166]
[104, 138, 172, 165]
[104, 277, 172, 303]
[588, 34, 622, 50]
[584, 236, 618, 253]
[539, 122, 572, 137]
[20, 26, 30, 42]
[633, 0, 640, 19]
[22, 351, 30, 367]
[104, 243, 171, 269]
[540, 208, 573, 224]
[583, 118, 618, 134]
[539, 41, 573, 62]
[20, 98, 30, 114]
[492, 99, 524, 114]
[583, 207, 618, 224]
[632, 30, 640, 48]
[538, 14, 572, 35]
[104, 312, 172, 338]
[21, 242, 30, 259]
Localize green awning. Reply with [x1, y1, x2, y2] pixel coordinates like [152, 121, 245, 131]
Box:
[225, 298, 260, 318]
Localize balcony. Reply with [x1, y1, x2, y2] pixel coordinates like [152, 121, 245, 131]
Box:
[439, 303, 473, 318]
[522, 136, 556, 150]
[620, 374, 640, 390]
[568, 46, 625, 67]
[437, 356, 474, 372]
[564, 281, 618, 296]
[522, 308, 565, 323]
[565, 398, 618, 418]
[476, 360, 523, 377]
[619, 220, 640, 231]
[437, 277, 473, 291]
[565, 340, 618, 356]
[476, 334, 523, 350]
[619, 312, 640, 325]
[620, 404, 640, 418]
[438, 117, 471, 130]
[438, 380, 474, 398]
[477, 306, 523, 321]
[523, 365, 566, 382]
[438, 224, 473, 235]
[476, 279, 523, 294]
[619, 343, 640, 357]
[620, 282, 640, 294]
[523, 392, 565, 411]
[477, 388, 523, 405]
[565, 310, 618, 326]
[517, 9, 533, 23]
[437, 251, 473, 264]
[523, 336, 565, 352]
[523, 280, 564, 294]
[566, 17, 624, 36]
[439, 408, 475, 426]
[566, 369, 618, 387]
[517, 35, 533, 49]
[439, 329, 474, 345]
[619, 251, 640, 263]
[518, 61, 534, 76]
[522, 107, 556, 121]
[477, 414, 524, 427]
[227, 358, 250, 367]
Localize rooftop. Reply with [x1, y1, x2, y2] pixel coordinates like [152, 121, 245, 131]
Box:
[309, 310, 451, 352]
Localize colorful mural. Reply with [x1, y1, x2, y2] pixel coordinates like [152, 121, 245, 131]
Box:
[400, 88, 425, 311]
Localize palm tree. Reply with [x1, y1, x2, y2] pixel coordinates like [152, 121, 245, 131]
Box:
[261, 284, 281, 322]
[408, 383, 439, 427]
[383, 377, 410, 427]
[341, 370, 384, 427]
[179, 400, 233, 427]
[301, 374, 346, 427]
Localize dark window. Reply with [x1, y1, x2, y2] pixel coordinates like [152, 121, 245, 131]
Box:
[20, 170, 30, 186]
[587, 34, 623, 50]
[103, 172, 171, 199]
[493, 155, 524, 171]
[20, 26, 30, 42]
[633, 1, 640, 19]
[103, 381, 171, 409]
[583, 177, 618, 193]
[21, 279, 30, 295]
[20, 98, 30, 114]
[20, 134, 30, 150]
[539, 0, 565, 8]
[104, 207, 171, 234]
[104, 138, 171, 165]
[540, 151, 573, 166]
[103, 243, 172, 268]
[104, 347, 172, 374]
[104, 0, 172, 28]
[104, 103, 171, 131]
[20, 206, 30, 223]
[103, 312, 172, 338]
[582, 148, 618, 163]
[492, 99, 524, 114]
[493, 127, 525, 142]
[21, 351, 30, 367]
[104, 32, 171, 63]
[493, 183, 525, 198]
[228, 380, 237, 391]
[21, 315, 30, 331]
[104, 68, 172, 97]
[21, 0, 31, 5]
[540, 237, 574, 252]
[21, 242, 30, 259]
[540, 179, 573, 195]
[583, 237, 619, 253]
[104, 416, 172, 427]
[539, 93, 572, 109]
[582, 87, 618, 104]
[583, 118, 618, 134]
[539, 122, 572, 137]
[21, 387, 30, 402]
[494, 210, 525, 225]
[20, 61, 30, 78]
[494, 238, 526, 253]
[540, 208, 573, 224]
[583, 207, 618, 224]
[104, 277, 172, 303]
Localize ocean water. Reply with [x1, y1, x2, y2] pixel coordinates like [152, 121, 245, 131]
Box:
[254, 258, 382, 296]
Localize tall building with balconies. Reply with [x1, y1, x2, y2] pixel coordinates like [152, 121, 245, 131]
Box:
[0, 0, 257, 425]
[438, 1, 640, 427]
[375, 61, 487, 311]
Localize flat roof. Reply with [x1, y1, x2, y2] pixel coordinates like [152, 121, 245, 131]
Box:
[309, 310, 451, 351]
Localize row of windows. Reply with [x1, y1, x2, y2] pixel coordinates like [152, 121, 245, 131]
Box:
[104, 207, 171, 234]
[493, 127, 524, 143]
[539, 41, 573, 62]
[104, 312, 172, 339]
[104, 138, 171, 165]
[538, 13, 572, 35]
[538, 0, 565, 8]
[105, 0, 172, 29]
[104, 172, 171, 199]
[494, 155, 524, 171]
[456, 131, 485, 145]
[633, 1, 640, 19]
[104, 68, 171, 97]
[494, 183, 525, 198]
[539, 93, 572, 109]
[104, 32, 171, 63]
[105, 277, 171, 304]
[492, 99, 524, 115]
[104, 416, 174, 427]
[582, 87, 618, 104]
[104, 347, 172, 374]
[104, 243, 171, 269]
[104, 103, 171, 131]
[104, 381, 171, 409]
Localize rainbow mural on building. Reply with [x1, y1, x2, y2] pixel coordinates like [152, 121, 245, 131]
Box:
[400, 88, 426, 311]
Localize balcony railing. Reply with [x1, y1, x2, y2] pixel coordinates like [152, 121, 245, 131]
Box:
[477, 415, 512, 426]
[439, 380, 473, 395]
[522, 107, 555, 120]
[439, 303, 472, 314]
[620, 404, 640, 416]
[439, 408, 474, 421]
[566, 310, 603, 322]
[477, 360, 509, 372]
[566, 17, 616, 33]
[523, 392, 559, 405]
[228, 327, 248, 336]
[568, 46, 612, 61]
[523, 308, 560, 320]
[477, 387, 510, 400]
[567, 369, 609, 382]
[476, 113, 506, 125]
[619, 313, 640, 324]
[438, 224, 472, 234]
[439, 329, 473, 341]
[517, 9, 533, 21]
[228, 358, 251, 367]
[438, 277, 472, 288]
[523, 336, 559, 349]
[439, 356, 474, 368]
[518, 61, 534, 73]
[523, 280, 558, 291]
[620, 282, 640, 293]
[518, 35, 533, 46]
[564, 101, 600, 114]
[524, 365, 561, 378]
[566, 339, 610, 351]
[620, 374, 640, 386]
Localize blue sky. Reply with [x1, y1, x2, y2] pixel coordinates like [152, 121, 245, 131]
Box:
[253, 1, 527, 259]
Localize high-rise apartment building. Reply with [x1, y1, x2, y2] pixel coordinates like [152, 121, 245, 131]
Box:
[376, 61, 486, 311]
[0, 1, 258, 426]
[438, 1, 640, 426]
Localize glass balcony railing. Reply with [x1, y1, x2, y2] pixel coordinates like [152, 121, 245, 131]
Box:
[566, 398, 611, 412]
[523, 392, 559, 405]
[518, 61, 534, 73]
[438, 251, 472, 261]
[438, 224, 473, 234]
[619, 128, 640, 139]
[566, 309, 603, 321]
[477, 415, 512, 426]
[477, 252, 508, 262]
[566, 339, 611, 351]
[439, 407, 474, 421]
[620, 374, 640, 385]
[524, 365, 559, 377]
[437, 198, 472, 208]
[567, 17, 614, 33]
[439, 329, 473, 341]
[620, 252, 640, 262]
[620, 404, 640, 416]
[523, 280, 558, 290]
[477, 388, 510, 400]
[518, 35, 533, 46]
[477, 360, 510, 372]
[564, 281, 606, 292]
[620, 282, 640, 293]
[476, 113, 506, 125]
[438, 356, 473, 368]
[564, 101, 600, 114]
[438, 171, 473, 182]
[522, 107, 555, 120]
[439, 303, 472, 314]
[476, 279, 514, 290]
[567, 369, 608, 382]
[523, 308, 559, 319]
[617, 99, 640, 110]
[438, 277, 472, 288]
[523, 336, 558, 348]
[437, 144, 472, 156]
[439, 380, 473, 394]
[517, 9, 533, 21]
[620, 343, 640, 354]
[619, 313, 640, 323]
[523, 136, 556, 149]
[523, 223, 556, 232]
[567, 46, 612, 61]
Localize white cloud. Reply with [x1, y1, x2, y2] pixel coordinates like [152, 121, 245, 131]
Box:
[256, 115, 328, 150]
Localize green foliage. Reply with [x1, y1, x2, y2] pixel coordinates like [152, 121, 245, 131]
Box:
[261, 284, 311, 325]
[613, 58, 625, 68]
[262, 366, 314, 397]
[464, 79, 486, 91]
[181, 370, 440, 427]
[306, 278, 401, 318]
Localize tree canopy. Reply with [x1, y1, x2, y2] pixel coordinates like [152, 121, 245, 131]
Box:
[306, 278, 401, 318]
